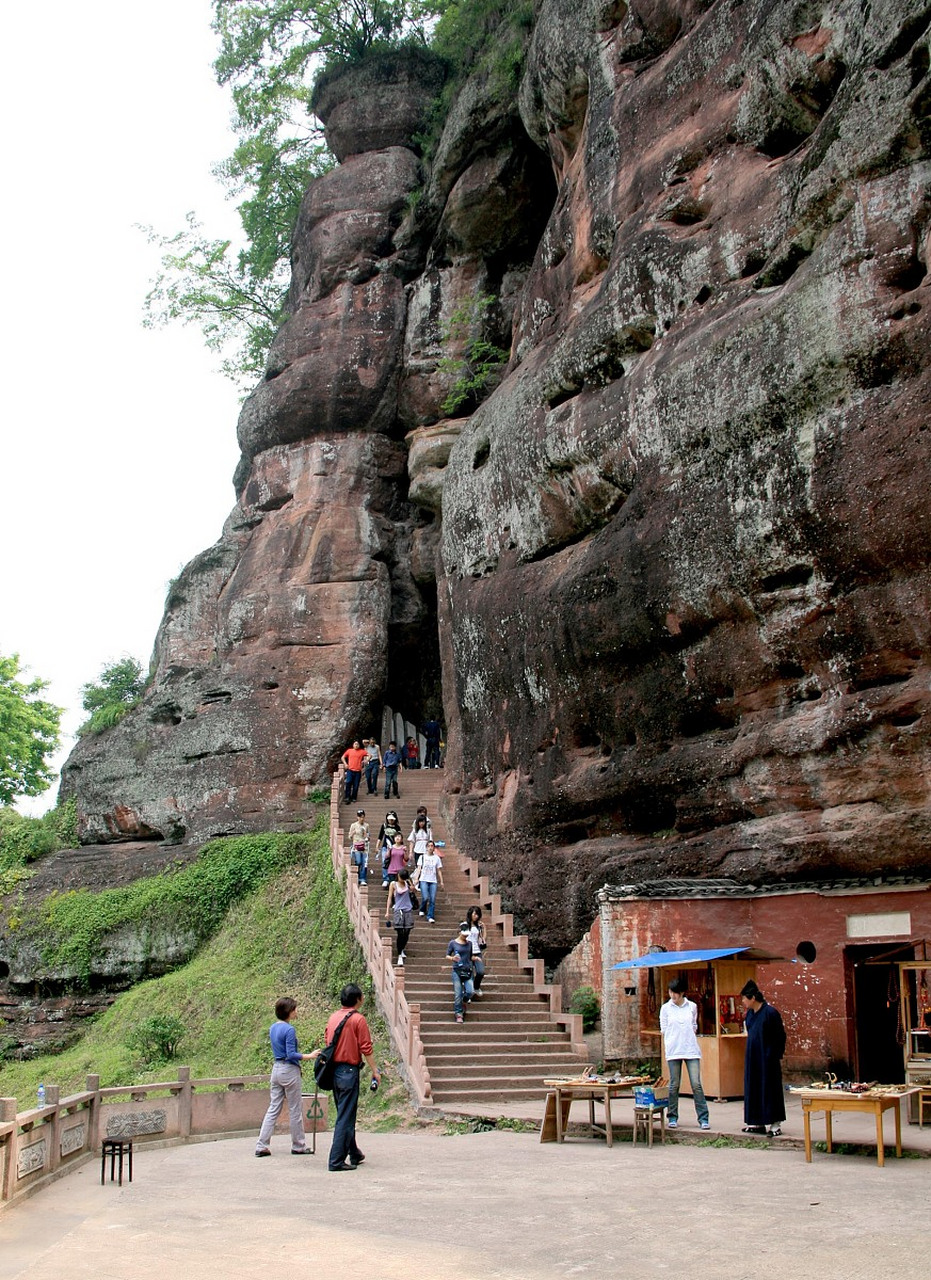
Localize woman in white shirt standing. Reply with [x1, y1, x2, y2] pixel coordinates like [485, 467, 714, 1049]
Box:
[659, 976, 710, 1130]
[415, 839, 444, 922]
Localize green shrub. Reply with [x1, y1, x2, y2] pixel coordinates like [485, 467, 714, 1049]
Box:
[416, 0, 538, 159]
[438, 292, 509, 416]
[0, 800, 79, 892]
[569, 985, 601, 1032]
[78, 657, 147, 736]
[126, 1014, 185, 1064]
[0, 816, 401, 1116]
[18, 832, 314, 982]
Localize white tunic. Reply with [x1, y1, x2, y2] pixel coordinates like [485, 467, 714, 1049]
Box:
[660, 997, 702, 1060]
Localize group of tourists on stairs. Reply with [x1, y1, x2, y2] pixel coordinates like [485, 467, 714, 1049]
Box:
[340, 722, 444, 804]
[344, 779, 491, 1022]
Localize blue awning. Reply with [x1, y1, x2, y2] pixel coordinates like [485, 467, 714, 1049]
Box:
[611, 947, 750, 969]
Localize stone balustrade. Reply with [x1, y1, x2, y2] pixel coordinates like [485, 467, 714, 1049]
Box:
[0, 1069, 321, 1208]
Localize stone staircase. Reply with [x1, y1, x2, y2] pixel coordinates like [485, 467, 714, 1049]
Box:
[339, 769, 588, 1106]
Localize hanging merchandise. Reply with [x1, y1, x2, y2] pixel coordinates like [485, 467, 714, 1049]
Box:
[885, 963, 906, 1045]
[920, 970, 931, 1032]
[886, 962, 899, 1009]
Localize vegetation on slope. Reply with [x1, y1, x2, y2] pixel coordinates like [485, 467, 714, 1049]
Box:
[0, 800, 78, 896]
[0, 818, 405, 1122]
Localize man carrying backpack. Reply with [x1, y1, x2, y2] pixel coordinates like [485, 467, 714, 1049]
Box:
[323, 983, 381, 1171]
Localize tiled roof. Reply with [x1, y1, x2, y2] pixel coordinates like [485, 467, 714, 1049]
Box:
[598, 875, 931, 902]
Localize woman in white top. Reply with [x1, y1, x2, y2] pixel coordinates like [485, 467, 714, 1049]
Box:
[659, 977, 710, 1130]
[466, 905, 487, 996]
[407, 815, 430, 863]
[415, 839, 444, 922]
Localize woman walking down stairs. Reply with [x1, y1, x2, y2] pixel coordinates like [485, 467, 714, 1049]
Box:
[344, 770, 587, 1105]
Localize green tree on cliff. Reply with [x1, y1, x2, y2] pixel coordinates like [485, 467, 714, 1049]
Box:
[79, 657, 147, 737]
[143, 0, 444, 386]
[0, 653, 62, 805]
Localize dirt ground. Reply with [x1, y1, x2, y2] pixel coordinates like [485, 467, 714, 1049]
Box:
[0, 1126, 926, 1280]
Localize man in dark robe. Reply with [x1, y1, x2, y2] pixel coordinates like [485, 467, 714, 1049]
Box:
[740, 979, 787, 1136]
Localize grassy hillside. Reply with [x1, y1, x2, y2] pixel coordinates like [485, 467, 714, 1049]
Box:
[0, 817, 405, 1121]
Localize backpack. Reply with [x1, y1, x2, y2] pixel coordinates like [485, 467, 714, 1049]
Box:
[313, 1011, 357, 1091]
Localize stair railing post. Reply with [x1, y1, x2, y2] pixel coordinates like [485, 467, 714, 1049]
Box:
[45, 1086, 61, 1173]
[177, 1066, 192, 1138]
[1, 1098, 17, 1202]
[86, 1074, 101, 1150]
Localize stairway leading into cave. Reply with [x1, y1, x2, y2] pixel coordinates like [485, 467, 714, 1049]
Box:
[340, 768, 588, 1105]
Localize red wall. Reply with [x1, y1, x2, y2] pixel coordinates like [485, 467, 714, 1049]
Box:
[600, 887, 931, 1075]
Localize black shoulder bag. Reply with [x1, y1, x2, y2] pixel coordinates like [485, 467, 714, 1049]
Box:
[313, 1011, 357, 1091]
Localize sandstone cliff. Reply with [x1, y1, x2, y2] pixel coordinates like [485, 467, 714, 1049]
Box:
[62, 0, 931, 958]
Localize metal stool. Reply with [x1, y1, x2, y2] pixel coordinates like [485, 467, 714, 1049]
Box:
[632, 1105, 666, 1147]
[101, 1138, 133, 1185]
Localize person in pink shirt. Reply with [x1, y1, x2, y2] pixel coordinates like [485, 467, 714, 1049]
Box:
[384, 832, 408, 883]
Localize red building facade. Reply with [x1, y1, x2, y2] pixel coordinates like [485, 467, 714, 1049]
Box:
[558, 877, 931, 1081]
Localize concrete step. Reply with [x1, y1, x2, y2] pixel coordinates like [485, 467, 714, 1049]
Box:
[420, 1028, 573, 1044]
[406, 994, 549, 1009]
[427, 1060, 583, 1080]
[424, 1041, 577, 1061]
[429, 1085, 557, 1103]
[401, 978, 537, 991]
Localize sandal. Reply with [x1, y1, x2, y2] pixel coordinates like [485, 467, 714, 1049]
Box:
[767, 1126, 783, 1137]
[741, 1125, 766, 1134]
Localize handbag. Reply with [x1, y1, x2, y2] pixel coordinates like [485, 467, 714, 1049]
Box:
[313, 1011, 357, 1091]
[454, 961, 474, 981]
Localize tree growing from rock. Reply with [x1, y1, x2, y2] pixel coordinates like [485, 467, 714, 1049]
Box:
[143, 0, 444, 386]
[79, 657, 147, 737]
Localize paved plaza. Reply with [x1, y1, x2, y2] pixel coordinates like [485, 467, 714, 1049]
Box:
[1, 1113, 927, 1280]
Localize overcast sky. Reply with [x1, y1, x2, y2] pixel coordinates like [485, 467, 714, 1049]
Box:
[1, 0, 250, 811]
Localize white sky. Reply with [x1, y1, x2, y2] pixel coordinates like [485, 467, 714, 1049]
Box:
[1, 1, 250, 811]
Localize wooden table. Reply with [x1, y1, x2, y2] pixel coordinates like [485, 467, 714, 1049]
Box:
[543, 1079, 646, 1147]
[799, 1090, 912, 1167]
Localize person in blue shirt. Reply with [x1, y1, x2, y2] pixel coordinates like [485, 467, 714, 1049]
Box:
[255, 997, 318, 1156]
[446, 922, 475, 1023]
[382, 741, 401, 798]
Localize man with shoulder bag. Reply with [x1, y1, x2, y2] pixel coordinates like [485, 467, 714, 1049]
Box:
[322, 983, 382, 1171]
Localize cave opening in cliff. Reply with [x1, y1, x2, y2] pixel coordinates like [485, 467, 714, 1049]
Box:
[385, 579, 443, 729]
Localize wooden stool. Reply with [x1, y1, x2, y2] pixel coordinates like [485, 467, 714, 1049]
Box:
[632, 1105, 666, 1147]
[101, 1139, 133, 1185]
[919, 1088, 931, 1129]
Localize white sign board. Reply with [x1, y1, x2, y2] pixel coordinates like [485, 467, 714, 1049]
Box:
[846, 912, 911, 939]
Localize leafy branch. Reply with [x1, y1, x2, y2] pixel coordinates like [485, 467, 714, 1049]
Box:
[437, 292, 509, 416]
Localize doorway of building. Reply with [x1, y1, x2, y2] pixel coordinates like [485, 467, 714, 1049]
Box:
[847, 943, 914, 1082]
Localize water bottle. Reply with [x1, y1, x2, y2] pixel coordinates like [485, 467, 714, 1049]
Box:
[37, 1084, 46, 1108]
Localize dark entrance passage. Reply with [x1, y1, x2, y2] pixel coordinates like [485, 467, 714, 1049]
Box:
[385, 578, 443, 730]
[847, 943, 914, 1082]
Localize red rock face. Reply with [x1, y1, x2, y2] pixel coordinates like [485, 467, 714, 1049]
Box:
[437, 0, 931, 951]
[63, 434, 417, 844]
[61, 9, 931, 962]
